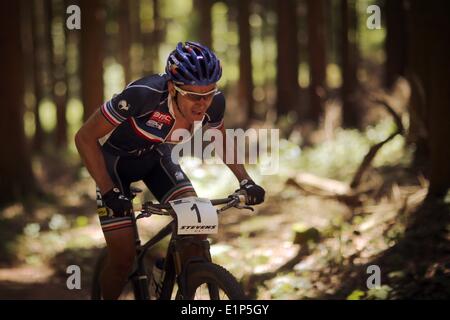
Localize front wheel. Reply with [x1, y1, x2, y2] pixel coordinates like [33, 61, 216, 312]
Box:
[179, 262, 247, 300]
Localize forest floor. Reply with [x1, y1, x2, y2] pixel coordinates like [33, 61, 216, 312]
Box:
[0, 130, 449, 300]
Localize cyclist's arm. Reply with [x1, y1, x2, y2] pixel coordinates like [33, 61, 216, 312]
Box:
[203, 92, 252, 183]
[74, 109, 116, 194]
[217, 123, 252, 183]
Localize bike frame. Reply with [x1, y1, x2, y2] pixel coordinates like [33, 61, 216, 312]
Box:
[120, 193, 249, 300]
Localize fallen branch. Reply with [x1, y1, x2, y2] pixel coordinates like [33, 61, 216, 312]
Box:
[243, 244, 313, 295]
[286, 173, 363, 207]
[371, 97, 405, 134]
[350, 97, 404, 189]
[288, 172, 350, 196]
[285, 97, 404, 204]
[350, 131, 400, 189]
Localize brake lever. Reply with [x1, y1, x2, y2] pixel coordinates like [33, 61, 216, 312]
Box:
[227, 193, 255, 212]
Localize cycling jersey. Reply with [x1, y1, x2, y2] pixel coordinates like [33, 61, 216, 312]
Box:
[100, 73, 225, 157]
[96, 74, 225, 232]
[97, 143, 196, 233]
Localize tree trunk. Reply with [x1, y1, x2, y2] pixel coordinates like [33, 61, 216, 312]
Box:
[307, 0, 327, 124]
[31, 0, 51, 152]
[80, 0, 104, 121]
[0, 1, 36, 206]
[20, 0, 35, 131]
[140, 0, 162, 75]
[195, 0, 213, 49]
[406, 0, 450, 198]
[119, 0, 132, 84]
[141, 1, 153, 74]
[152, 0, 162, 73]
[276, 0, 299, 117]
[340, 0, 359, 128]
[51, 0, 69, 149]
[405, 0, 431, 170]
[425, 2, 450, 197]
[325, 0, 339, 65]
[130, 0, 143, 78]
[385, 0, 407, 89]
[237, 0, 255, 123]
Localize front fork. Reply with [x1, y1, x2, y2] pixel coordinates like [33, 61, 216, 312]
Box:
[160, 236, 213, 300]
[131, 246, 151, 300]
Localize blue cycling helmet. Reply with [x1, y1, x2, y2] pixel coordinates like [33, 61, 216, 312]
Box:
[165, 41, 222, 86]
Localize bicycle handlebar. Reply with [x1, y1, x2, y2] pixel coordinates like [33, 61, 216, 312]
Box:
[135, 193, 251, 220]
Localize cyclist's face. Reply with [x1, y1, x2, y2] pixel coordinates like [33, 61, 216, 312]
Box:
[168, 82, 217, 123]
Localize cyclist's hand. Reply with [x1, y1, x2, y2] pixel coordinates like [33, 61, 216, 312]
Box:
[237, 179, 265, 205]
[102, 187, 133, 217]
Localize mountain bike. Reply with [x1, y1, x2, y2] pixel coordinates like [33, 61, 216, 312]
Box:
[91, 190, 252, 300]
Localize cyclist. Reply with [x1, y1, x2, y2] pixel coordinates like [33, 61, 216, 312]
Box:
[75, 41, 265, 299]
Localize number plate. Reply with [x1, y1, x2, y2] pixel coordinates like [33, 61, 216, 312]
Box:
[169, 197, 218, 235]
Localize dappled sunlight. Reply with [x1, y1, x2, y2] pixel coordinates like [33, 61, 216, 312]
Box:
[2, 0, 448, 302]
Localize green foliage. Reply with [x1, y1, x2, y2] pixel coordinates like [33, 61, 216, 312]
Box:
[48, 214, 70, 231]
[39, 99, 57, 133]
[24, 110, 36, 138]
[66, 98, 83, 129]
[326, 63, 342, 89]
[139, 0, 155, 33]
[366, 285, 392, 299]
[210, 243, 233, 258]
[268, 273, 312, 299]
[160, 0, 193, 20]
[75, 216, 89, 228]
[178, 157, 236, 198]
[170, 118, 409, 200]
[104, 58, 126, 101]
[278, 118, 408, 182]
[299, 63, 309, 88]
[357, 0, 386, 63]
[23, 223, 41, 238]
[347, 285, 393, 300]
[347, 289, 365, 300]
[212, 2, 239, 87]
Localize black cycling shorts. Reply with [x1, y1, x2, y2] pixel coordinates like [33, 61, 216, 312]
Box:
[96, 143, 195, 233]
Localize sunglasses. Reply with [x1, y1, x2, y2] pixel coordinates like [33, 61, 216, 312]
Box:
[173, 84, 218, 101]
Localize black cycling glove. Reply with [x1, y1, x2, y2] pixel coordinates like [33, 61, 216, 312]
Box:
[237, 179, 265, 205]
[102, 187, 133, 217]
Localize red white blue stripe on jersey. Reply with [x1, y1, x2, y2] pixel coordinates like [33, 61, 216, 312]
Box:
[101, 101, 126, 126]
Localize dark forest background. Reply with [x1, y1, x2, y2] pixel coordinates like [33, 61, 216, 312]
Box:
[0, 0, 448, 299]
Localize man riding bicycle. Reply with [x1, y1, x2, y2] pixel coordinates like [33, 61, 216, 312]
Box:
[75, 41, 265, 300]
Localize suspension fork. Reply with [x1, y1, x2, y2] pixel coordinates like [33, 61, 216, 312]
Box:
[173, 236, 213, 298]
[159, 235, 212, 299]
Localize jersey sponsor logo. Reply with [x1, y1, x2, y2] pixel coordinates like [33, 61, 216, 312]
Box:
[145, 119, 163, 130]
[180, 225, 216, 230]
[118, 100, 130, 111]
[150, 111, 172, 125]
